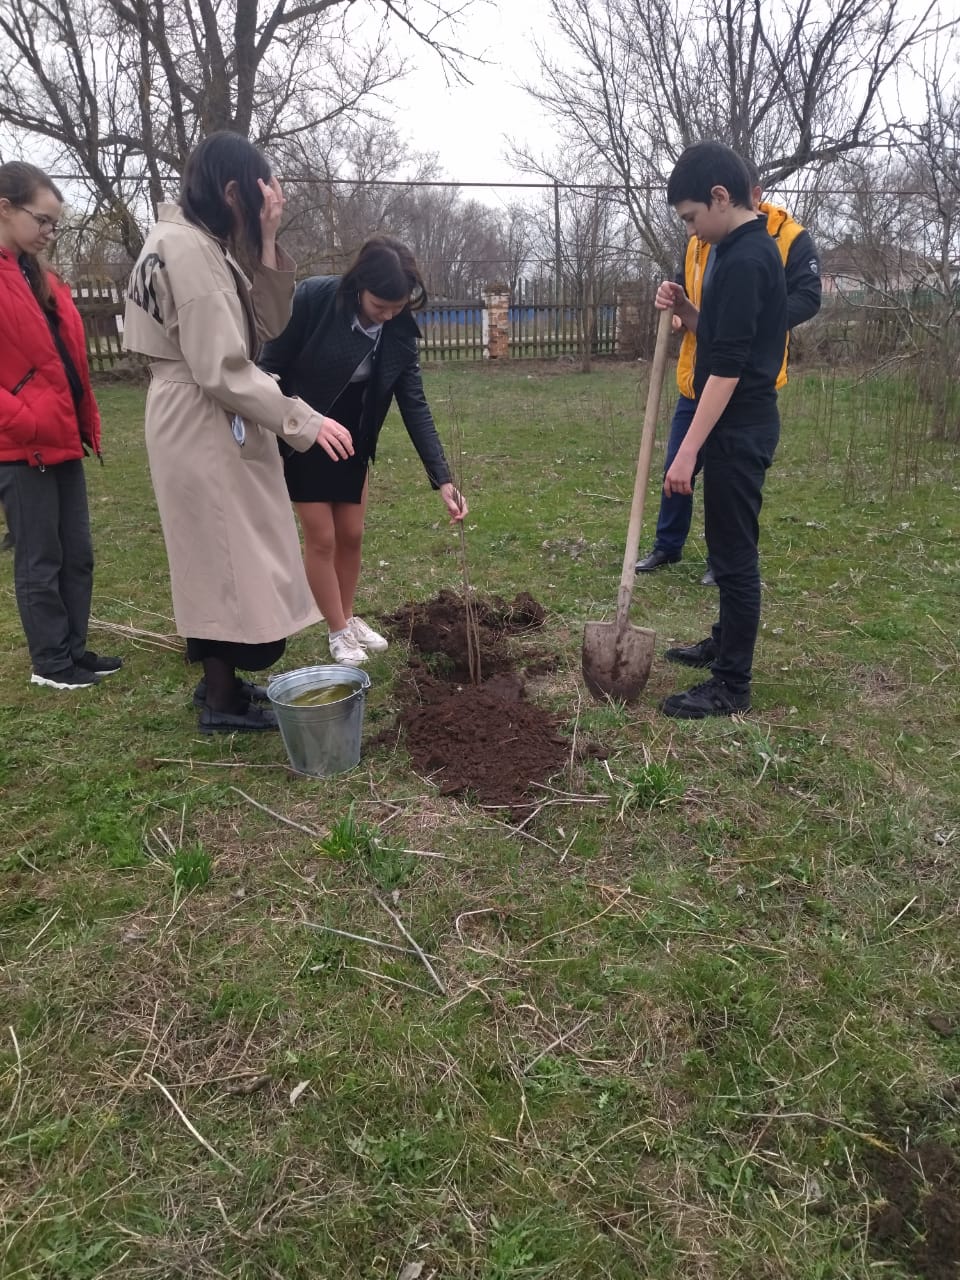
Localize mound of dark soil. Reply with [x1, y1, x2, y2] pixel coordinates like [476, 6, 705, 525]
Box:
[400, 674, 569, 807]
[383, 589, 545, 684]
[862, 1086, 960, 1280]
[382, 591, 568, 808]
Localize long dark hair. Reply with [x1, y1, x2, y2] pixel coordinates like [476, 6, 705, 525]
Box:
[337, 236, 428, 315]
[0, 161, 62, 313]
[180, 132, 271, 264]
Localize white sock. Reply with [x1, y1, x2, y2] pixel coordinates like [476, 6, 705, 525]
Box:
[329, 627, 351, 641]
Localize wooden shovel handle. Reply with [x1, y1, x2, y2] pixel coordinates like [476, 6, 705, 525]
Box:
[615, 308, 674, 630]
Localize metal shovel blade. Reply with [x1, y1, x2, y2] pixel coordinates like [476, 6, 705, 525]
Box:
[582, 620, 656, 703]
[581, 309, 673, 704]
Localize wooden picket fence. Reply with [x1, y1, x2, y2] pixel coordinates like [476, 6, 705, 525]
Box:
[416, 300, 486, 361]
[71, 273, 651, 369]
[509, 278, 617, 358]
[72, 277, 126, 372]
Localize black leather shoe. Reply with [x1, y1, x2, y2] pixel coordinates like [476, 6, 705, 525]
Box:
[663, 637, 718, 668]
[635, 548, 681, 573]
[660, 678, 750, 719]
[193, 677, 270, 709]
[198, 703, 278, 734]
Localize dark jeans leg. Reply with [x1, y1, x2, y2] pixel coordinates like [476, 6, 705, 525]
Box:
[702, 424, 780, 693]
[653, 395, 699, 555]
[57, 463, 95, 663]
[0, 461, 94, 675]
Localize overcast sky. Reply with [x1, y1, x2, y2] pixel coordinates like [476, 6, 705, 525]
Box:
[373, 0, 948, 199]
[378, 0, 559, 190]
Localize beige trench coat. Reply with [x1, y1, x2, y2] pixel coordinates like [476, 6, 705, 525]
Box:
[124, 204, 323, 644]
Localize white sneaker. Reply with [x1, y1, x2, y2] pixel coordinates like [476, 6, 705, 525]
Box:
[328, 628, 368, 664]
[348, 615, 388, 652]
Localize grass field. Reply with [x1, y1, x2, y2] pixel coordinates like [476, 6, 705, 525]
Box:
[1, 361, 958, 1280]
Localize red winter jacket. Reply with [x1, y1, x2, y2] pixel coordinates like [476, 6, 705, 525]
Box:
[0, 248, 101, 467]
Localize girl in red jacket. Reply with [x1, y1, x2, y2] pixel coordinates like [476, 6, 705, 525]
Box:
[0, 162, 121, 689]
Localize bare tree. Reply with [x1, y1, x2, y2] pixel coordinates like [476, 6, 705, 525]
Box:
[272, 134, 519, 298]
[501, 201, 535, 295]
[554, 164, 638, 369]
[905, 82, 960, 304]
[519, 0, 957, 270]
[366, 185, 508, 296]
[275, 119, 442, 274]
[899, 77, 960, 435]
[808, 72, 960, 435]
[0, 0, 479, 259]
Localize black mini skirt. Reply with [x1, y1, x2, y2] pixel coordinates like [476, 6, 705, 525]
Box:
[283, 381, 369, 505]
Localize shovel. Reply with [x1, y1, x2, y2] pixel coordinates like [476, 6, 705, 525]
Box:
[582, 308, 674, 702]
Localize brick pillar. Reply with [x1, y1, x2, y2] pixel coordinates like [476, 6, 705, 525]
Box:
[615, 281, 648, 359]
[483, 282, 511, 359]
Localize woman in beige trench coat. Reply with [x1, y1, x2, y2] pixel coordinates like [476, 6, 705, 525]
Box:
[124, 133, 354, 733]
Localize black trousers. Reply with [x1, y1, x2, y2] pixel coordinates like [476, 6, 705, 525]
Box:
[701, 422, 780, 693]
[0, 460, 94, 676]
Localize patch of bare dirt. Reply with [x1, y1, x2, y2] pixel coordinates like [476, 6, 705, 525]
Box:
[381, 591, 573, 808]
[861, 1086, 960, 1280]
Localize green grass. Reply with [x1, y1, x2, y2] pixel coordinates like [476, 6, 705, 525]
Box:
[1, 361, 958, 1278]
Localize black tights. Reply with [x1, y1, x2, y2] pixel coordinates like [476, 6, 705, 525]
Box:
[202, 657, 246, 713]
[186, 637, 287, 713]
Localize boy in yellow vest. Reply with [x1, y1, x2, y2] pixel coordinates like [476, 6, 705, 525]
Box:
[636, 158, 821, 583]
[656, 144, 787, 718]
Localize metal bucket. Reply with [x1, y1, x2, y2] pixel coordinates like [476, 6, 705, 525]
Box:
[267, 665, 371, 777]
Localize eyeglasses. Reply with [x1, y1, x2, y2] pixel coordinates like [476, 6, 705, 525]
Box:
[15, 206, 60, 234]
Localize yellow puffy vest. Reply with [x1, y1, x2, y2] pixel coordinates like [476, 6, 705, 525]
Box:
[675, 202, 805, 399]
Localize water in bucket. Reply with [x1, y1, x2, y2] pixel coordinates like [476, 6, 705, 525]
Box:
[267, 665, 371, 777]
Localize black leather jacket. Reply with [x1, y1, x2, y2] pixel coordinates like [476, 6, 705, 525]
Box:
[259, 275, 451, 488]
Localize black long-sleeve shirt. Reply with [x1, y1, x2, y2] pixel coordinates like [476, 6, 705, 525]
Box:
[782, 227, 821, 329]
[693, 217, 787, 430]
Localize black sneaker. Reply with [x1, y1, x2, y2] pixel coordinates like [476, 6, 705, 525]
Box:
[635, 548, 681, 573]
[660, 678, 750, 719]
[31, 665, 102, 690]
[198, 703, 278, 734]
[77, 650, 123, 676]
[663, 637, 718, 668]
[193, 678, 269, 709]
[700, 566, 717, 587]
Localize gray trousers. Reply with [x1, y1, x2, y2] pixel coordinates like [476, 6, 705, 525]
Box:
[0, 460, 94, 675]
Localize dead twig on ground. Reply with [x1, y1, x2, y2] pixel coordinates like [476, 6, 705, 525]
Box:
[339, 964, 434, 996]
[89, 618, 182, 651]
[154, 758, 290, 771]
[372, 893, 446, 995]
[229, 786, 323, 838]
[145, 1072, 242, 1175]
[524, 1015, 593, 1073]
[567, 689, 582, 788]
[4, 1026, 23, 1134]
[478, 815, 560, 856]
[294, 919, 440, 960]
